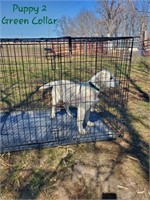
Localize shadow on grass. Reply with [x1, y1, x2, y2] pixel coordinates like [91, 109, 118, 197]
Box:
[1, 101, 148, 200]
[0, 114, 149, 199]
[128, 77, 149, 102]
[1, 59, 149, 199]
[117, 107, 149, 172]
[116, 59, 149, 103]
[1, 149, 75, 199]
[3, 86, 41, 112]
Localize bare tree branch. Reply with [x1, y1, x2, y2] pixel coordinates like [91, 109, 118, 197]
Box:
[57, 0, 150, 37]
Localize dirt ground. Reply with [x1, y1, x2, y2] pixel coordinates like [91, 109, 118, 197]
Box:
[0, 56, 149, 200]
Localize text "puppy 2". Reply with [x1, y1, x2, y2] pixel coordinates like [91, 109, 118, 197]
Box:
[13, 4, 46, 14]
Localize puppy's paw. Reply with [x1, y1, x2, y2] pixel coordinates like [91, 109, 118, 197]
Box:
[87, 121, 94, 127]
[51, 113, 56, 119]
[90, 107, 95, 112]
[79, 129, 87, 135]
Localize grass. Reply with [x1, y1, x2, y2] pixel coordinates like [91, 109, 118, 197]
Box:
[0, 53, 149, 199]
[127, 55, 150, 142]
[0, 52, 127, 112]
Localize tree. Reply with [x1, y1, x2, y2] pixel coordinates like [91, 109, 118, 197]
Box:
[118, 0, 140, 36]
[57, 10, 101, 37]
[57, 16, 76, 36]
[75, 10, 100, 36]
[57, 0, 150, 37]
[133, 0, 150, 34]
[96, 0, 125, 36]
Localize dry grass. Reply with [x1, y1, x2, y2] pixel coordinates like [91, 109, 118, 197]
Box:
[0, 55, 149, 200]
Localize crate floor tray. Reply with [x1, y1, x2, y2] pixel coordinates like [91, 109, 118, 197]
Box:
[0, 109, 115, 152]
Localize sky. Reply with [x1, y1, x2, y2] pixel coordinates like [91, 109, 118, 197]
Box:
[0, 0, 97, 38]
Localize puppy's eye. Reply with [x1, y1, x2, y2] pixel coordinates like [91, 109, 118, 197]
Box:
[110, 77, 113, 80]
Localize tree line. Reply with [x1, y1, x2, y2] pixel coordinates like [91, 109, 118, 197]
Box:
[57, 0, 150, 37]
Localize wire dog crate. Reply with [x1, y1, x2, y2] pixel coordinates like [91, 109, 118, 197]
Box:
[0, 36, 134, 152]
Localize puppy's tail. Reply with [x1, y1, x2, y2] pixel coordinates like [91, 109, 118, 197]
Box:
[39, 80, 71, 90]
[39, 81, 56, 90]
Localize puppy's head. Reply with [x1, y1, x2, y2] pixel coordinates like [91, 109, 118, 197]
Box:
[95, 69, 119, 89]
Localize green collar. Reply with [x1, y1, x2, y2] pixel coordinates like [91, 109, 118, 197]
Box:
[89, 81, 100, 91]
